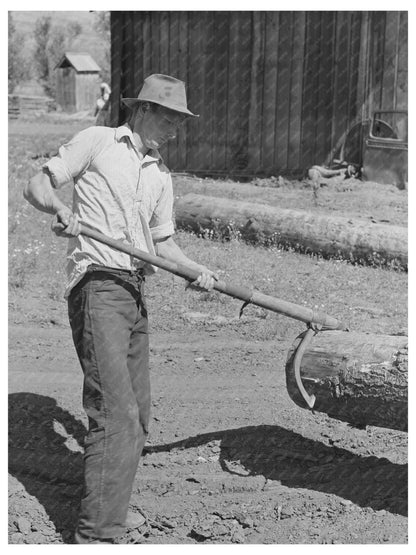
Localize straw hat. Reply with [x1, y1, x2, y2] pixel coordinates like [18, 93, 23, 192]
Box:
[121, 74, 198, 117]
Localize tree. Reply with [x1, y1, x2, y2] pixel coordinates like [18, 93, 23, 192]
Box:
[93, 11, 110, 39]
[33, 16, 83, 97]
[8, 13, 30, 93]
[33, 17, 53, 95]
[93, 11, 111, 83]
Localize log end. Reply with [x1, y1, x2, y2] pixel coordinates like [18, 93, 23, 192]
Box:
[285, 330, 408, 432]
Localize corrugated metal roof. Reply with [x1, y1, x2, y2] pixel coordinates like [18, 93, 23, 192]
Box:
[55, 52, 101, 73]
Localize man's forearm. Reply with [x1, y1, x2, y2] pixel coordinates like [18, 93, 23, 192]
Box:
[23, 171, 67, 215]
[155, 236, 205, 272]
[155, 235, 217, 291]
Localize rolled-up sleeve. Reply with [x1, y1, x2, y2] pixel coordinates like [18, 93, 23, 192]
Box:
[42, 127, 99, 189]
[149, 172, 175, 240]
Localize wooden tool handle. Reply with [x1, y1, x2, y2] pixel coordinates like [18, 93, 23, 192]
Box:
[79, 223, 347, 330]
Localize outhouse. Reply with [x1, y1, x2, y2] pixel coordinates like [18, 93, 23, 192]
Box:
[55, 52, 101, 113]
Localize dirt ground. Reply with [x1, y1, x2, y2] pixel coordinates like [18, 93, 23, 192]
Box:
[8, 325, 408, 545]
[8, 117, 408, 545]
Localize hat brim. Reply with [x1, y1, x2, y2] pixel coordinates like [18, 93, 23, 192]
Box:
[121, 97, 199, 117]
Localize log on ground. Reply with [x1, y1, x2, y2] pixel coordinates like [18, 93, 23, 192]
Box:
[285, 330, 408, 431]
[175, 193, 407, 267]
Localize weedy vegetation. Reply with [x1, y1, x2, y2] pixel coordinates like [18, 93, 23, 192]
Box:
[9, 115, 407, 340]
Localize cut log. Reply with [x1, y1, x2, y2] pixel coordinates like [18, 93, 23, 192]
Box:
[175, 193, 407, 268]
[285, 330, 408, 431]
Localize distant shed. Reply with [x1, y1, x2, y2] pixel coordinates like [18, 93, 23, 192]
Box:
[55, 52, 101, 112]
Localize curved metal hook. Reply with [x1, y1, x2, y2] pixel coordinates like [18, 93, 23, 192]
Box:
[292, 326, 317, 409]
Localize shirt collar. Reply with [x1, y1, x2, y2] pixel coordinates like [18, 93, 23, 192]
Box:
[115, 124, 162, 165]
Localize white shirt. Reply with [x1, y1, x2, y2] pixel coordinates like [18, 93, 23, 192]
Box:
[43, 124, 175, 297]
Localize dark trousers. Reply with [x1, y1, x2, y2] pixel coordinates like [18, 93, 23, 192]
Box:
[68, 266, 150, 540]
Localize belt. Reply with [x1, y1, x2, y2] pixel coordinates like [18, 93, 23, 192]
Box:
[69, 264, 145, 299]
[87, 264, 145, 279]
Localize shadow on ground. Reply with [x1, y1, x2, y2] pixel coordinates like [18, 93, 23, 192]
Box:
[146, 426, 407, 516]
[8, 393, 86, 540]
[9, 393, 407, 544]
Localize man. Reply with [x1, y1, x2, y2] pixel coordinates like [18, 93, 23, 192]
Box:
[94, 82, 111, 126]
[24, 74, 217, 544]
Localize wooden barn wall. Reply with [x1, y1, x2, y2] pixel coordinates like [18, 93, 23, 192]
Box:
[110, 11, 407, 175]
[75, 72, 101, 112]
[55, 67, 76, 112]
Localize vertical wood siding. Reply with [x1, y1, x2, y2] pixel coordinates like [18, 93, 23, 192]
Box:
[56, 68, 76, 112]
[75, 73, 100, 112]
[56, 69, 100, 112]
[110, 11, 407, 176]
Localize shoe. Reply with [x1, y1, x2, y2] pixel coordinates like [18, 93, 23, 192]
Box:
[73, 511, 146, 543]
[125, 510, 146, 530]
[73, 530, 114, 544]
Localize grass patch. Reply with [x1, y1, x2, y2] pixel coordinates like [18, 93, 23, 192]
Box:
[9, 116, 407, 341]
